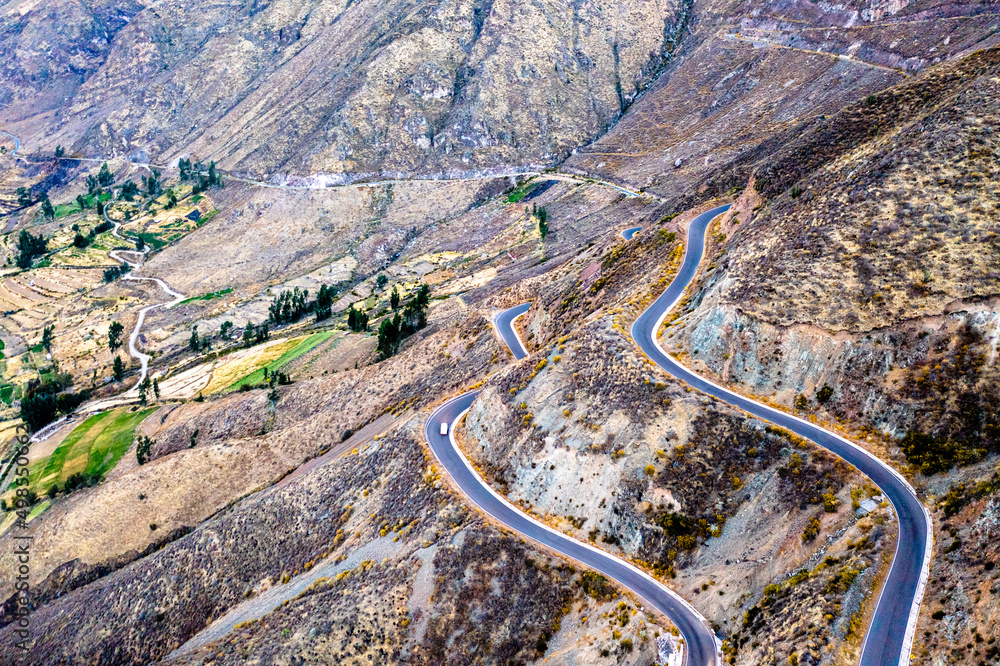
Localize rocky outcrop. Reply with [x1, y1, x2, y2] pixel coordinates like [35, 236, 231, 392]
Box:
[3, 0, 688, 178]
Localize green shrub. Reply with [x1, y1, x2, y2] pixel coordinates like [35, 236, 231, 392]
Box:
[802, 515, 821, 542]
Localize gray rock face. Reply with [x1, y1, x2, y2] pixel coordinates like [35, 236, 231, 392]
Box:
[2, 0, 687, 178]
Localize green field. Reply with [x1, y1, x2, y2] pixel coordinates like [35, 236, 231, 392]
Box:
[227, 331, 335, 391]
[139, 232, 169, 250]
[507, 182, 538, 203]
[0, 385, 13, 406]
[53, 193, 112, 218]
[179, 287, 234, 306]
[23, 407, 156, 495]
[197, 209, 220, 227]
[54, 203, 79, 218]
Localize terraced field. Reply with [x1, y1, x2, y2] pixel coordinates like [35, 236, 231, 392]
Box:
[223, 331, 336, 392]
[24, 406, 154, 494]
[0, 268, 101, 340]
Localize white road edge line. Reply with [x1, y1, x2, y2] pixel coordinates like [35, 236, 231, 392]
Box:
[430, 399, 720, 666]
[630, 207, 932, 666]
[490, 308, 530, 359]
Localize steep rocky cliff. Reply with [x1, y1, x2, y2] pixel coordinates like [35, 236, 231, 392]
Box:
[666, 47, 1000, 460]
[2, 0, 689, 178]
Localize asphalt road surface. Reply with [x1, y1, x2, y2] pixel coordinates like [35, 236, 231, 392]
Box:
[630, 204, 931, 666]
[491, 302, 531, 360]
[425, 391, 720, 666]
[428, 297, 721, 666]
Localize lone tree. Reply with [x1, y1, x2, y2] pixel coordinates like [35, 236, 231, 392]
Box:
[152, 377, 160, 399]
[41, 324, 54, 352]
[136, 435, 154, 465]
[16, 187, 33, 207]
[75, 194, 87, 210]
[376, 273, 388, 290]
[138, 377, 151, 405]
[39, 193, 55, 220]
[536, 205, 548, 239]
[189, 325, 200, 352]
[220, 320, 233, 339]
[390, 286, 400, 311]
[113, 356, 126, 381]
[97, 162, 114, 188]
[108, 321, 125, 352]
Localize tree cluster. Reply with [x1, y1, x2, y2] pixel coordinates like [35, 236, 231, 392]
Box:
[347, 304, 369, 332]
[314, 284, 335, 321]
[14, 188, 54, 219]
[97, 163, 114, 188]
[178, 158, 194, 181]
[242, 321, 270, 348]
[16, 187, 32, 207]
[189, 325, 212, 353]
[19, 374, 88, 432]
[376, 284, 430, 359]
[268, 287, 311, 325]
[40, 193, 54, 220]
[119, 180, 139, 201]
[104, 265, 130, 282]
[141, 169, 161, 197]
[181, 159, 223, 193]
[136, 435, 154, 465]
[16, 230, 48, 269]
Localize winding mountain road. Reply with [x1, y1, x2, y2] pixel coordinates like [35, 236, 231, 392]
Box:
[491, 302, 531, 360]
[0, 130, 20, 155]
[425, 392, 720, 666]
[630, 204, 932, 666]
[428, 303, 720, 662]
[428, 203, 931, 666]
[7, 124, 929, 662]
[105, 207, 186, 395]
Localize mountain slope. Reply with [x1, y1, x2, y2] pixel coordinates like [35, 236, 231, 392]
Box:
[2, 0, 688, 178]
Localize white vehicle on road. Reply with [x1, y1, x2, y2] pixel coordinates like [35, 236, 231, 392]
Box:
[439, 422, 449, 436]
